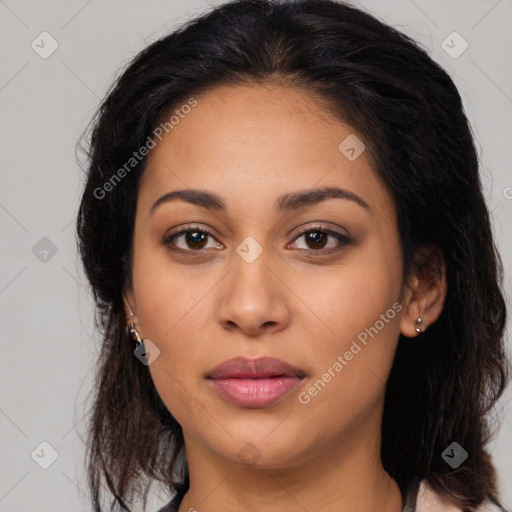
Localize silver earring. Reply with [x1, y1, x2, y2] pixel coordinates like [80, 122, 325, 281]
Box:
[130, 321, 142, 347]
[414, 317, 423, 333]
[127, 305, 142, 347]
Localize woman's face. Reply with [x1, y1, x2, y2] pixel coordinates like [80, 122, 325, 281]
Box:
[126, 83, 410, 469]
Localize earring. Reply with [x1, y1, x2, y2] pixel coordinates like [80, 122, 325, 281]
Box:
[129, 318, 142, 347]
[414, 317, 423, 334]
[126, 301, 142, 347]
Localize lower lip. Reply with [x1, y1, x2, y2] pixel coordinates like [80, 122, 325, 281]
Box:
[209, 376, 304, 408]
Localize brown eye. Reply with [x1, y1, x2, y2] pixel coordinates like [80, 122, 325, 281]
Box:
[303, 230, 329, 250]
[163, 225, 222, 252]
[290, 226, 352, 255]
[181, 230, 209, 249]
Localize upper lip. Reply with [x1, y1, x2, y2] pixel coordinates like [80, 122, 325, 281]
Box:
[208, 356, 306, 380]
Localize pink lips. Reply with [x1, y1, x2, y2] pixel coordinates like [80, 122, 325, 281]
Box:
[207, 356, 305, 408]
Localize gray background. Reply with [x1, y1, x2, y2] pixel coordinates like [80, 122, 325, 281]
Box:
[0, 0, 511, 510]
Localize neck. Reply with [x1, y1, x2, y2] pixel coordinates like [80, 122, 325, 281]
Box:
[176, 412, 402, 512]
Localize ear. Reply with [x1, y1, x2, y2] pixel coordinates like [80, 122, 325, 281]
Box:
[400, 244, 447, 338]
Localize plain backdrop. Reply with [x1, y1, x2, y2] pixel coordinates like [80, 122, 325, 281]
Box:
[0, 0, 511, 510]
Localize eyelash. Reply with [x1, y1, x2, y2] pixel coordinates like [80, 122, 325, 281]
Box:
[163, 223, 352, 256]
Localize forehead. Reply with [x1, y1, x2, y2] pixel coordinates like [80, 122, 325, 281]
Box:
[138, 83, 393, 220]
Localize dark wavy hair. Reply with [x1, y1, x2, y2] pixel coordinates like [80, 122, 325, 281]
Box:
[76, 0, 510, 510]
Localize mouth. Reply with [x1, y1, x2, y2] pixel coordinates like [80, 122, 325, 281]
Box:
[207, 356, 306, 408]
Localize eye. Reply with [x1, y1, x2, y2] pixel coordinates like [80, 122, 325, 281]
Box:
[163, 224, 222, 252]
[288, 225, 352, 255]
[163, 223, 352, 255]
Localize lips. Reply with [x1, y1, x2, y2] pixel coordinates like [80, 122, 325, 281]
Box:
[208, 356, 306, 380]
[207, 356, 306, 408]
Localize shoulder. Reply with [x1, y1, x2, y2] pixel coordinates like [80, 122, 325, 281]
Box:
[416, 479, 510, 512]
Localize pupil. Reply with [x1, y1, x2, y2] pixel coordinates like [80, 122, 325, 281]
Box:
[187, 231, 207, 248]
[307, 231, 326, 249]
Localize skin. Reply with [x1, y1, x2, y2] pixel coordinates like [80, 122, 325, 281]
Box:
[124, 83, 446, 512]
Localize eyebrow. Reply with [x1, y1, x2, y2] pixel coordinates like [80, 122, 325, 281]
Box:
[149, 185, 370, 215]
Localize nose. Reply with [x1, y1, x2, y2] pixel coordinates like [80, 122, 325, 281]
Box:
[216, 247, 291, 337]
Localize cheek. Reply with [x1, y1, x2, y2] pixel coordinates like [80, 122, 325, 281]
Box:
[292, 237, 404, 415]
[131, 225, 216, 341]
[138, 297, 211, 431]
[297, 235, 403, 351]
[131, 242, 222, 426]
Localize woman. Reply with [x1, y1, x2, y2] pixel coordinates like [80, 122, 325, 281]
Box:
[76, 1, 511, 511]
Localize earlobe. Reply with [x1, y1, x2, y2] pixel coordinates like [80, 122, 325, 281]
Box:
[399, 289, 421, 338]
[399, 245, 447, 339]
